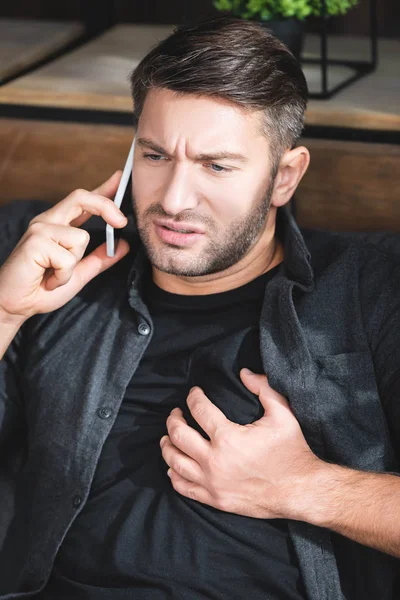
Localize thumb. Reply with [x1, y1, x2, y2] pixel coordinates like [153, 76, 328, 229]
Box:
[73, 238, 130, 288]
[240, 368, 291, 415]
[92, 170, 123, 199]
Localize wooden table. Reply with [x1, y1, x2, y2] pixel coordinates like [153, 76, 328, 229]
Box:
[0, 25, 174, 112]
[0, 19, 84, 85]
[0, 25, 398, 134]
[303, 36, 400, 133]
[0, 26, 398, 231]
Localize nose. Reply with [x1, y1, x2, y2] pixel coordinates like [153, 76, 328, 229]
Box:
[160, 162, 198, 216]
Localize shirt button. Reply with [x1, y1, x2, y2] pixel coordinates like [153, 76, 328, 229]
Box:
[72, 495, 82, 508]
[138, 322, 151, 336]
[97, 407, 113, 420]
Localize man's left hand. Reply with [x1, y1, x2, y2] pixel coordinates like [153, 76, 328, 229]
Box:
[160, 368, 324, 520]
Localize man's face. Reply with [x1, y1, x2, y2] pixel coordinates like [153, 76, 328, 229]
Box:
[131, 88, 277, 277]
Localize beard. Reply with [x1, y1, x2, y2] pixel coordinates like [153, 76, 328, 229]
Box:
[132, 179, 275, 277]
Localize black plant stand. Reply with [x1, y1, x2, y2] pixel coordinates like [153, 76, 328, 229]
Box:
[301, 0, 378, 99]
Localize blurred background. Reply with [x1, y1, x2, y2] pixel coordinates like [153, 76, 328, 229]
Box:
[0, 0, 399, 231]
[1, 0, 399, 37]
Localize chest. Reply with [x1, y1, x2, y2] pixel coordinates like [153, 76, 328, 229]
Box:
[21, 272, 397, 477]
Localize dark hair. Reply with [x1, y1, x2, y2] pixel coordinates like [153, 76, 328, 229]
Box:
[130, 17, 308, 164]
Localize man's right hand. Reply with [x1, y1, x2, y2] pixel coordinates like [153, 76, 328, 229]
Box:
[0, 171, 130, 326]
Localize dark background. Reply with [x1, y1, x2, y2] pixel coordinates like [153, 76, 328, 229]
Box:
[1, 0, 399, 37]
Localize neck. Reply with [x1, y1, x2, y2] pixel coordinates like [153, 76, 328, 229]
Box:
[152, 207, 283, 296]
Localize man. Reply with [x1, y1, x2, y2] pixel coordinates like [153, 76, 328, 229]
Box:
[0, 17, 399, 600]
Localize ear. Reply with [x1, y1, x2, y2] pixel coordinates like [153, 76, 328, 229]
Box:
[270, 146, 310, 208]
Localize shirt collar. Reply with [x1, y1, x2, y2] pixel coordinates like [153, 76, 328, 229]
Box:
[277, 204, 314, 291]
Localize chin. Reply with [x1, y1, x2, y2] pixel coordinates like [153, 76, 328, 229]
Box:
[152, 256, 198, 277]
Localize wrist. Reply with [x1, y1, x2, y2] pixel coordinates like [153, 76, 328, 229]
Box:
[0, 314, 25, 360]
[289, 459, 351, 526]
[0, 303, 27, 328]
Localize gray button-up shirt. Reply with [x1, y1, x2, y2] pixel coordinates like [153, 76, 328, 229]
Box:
[1, 201, 400, 599]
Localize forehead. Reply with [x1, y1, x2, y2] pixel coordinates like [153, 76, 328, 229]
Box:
[139, 87, 266, 148]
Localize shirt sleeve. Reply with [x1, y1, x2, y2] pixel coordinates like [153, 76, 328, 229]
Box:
[0, 201, 50, 471]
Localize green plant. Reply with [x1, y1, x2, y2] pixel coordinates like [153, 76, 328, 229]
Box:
[213, 0, 360, 21]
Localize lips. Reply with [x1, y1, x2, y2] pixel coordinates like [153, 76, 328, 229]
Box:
[164, 225, 193, 233]
[153, 218, 205, 235]
[154, 223, 204, 247]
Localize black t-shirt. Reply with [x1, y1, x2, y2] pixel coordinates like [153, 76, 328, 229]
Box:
[41, 265, 307, 599]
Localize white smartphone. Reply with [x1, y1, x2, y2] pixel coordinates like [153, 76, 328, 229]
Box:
[106, 135, 136, 257]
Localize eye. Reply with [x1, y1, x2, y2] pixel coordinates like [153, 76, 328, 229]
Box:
[208, 163, 233, 173]
[143, 153, 167, 162]
[143, 153, 232, 173]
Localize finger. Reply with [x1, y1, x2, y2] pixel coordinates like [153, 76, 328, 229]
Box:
[240, 369, 291, 412]
[160, 436, 204, 484]
[168, 469, 216, 508]
[187, 387, 229, 440]
[166, 406, 210, 464]
[33, 189, 127, 229]
[36, 223, 91, 264]
[30, 237, 79, 290]
[69, 211, 94, 229]
[68, 238, 130, 290]
[71, 171, 124, 228]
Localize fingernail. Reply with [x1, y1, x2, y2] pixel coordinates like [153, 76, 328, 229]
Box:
[167, 468, 172, 478]
[242, 368, 254, 375]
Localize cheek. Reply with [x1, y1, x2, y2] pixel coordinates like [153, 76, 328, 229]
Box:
[132, 168, 160, 211]
[210, 186, 249, 224]
[133, 164, 255, 224]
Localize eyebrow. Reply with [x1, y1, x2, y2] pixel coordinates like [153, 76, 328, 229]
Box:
[137, 138, 248, 163]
